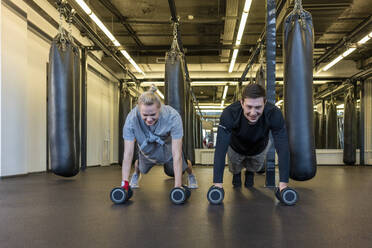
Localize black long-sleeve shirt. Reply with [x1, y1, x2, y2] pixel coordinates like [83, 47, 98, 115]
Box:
[213, 101, 290, 183]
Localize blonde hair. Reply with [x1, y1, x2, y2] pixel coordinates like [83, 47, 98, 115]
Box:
[138, 85, 161, 107]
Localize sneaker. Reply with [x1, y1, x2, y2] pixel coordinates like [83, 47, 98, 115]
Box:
[245, 171, 254, 187]
[232, 172, 242, 188]
[129, 173, 141, 188]
[188, 174, 198, 189]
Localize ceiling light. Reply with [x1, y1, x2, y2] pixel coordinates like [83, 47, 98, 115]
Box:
[342, 47, 356, 57]
[156, 90, 164, 99]
[322, 55, 343, 71]
[275, 99, 283, 106]
[357, 31, 372, 45]
[336, 104, 344, 109]
[141, 82, 164, 87]
[195, 106, 226, 109]
[89, 13, 116, 42]
[222, 85, 228, 100]
[75, 0, 92, 15]
[228, 49, 239, 73]
[75, 0, 145, 75]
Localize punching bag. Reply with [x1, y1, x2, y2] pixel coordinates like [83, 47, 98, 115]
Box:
[326, 100, 338, 149]
[164, 46, 187, 176]
[48, 34, 80, 177]
[314, 111, 321, 149]
[118, 86, 132, 165]
[255, 66, 266, 88]
[186, 94, 195, 164]
[283, 6, 316, 181]
[343, 91, 356, 165]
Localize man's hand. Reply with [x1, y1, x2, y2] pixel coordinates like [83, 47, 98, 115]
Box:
[279, 182, 288, 191]
[214, 183, 223, 188]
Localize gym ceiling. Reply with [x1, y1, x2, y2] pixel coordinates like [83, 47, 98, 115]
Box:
[48, 0, 372, 107]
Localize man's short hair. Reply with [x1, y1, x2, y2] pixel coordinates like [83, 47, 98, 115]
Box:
[241, 83, 266, 100]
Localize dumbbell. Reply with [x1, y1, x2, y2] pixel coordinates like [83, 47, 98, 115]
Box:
[170, 185, 191, 205]
[207, 185, 225, 205]
[275, 187, 298, 206]
[110, 186, 133, 204]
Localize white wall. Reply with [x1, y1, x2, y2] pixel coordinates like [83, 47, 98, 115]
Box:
[1, 3, 28, 176]
[26, 31, 49, 173]
[0, 0, 120, 176]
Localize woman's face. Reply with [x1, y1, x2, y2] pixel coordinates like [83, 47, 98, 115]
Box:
[139, 103, 160, 126]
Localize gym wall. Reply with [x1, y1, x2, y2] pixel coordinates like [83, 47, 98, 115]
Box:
[0, 0, 120, 176]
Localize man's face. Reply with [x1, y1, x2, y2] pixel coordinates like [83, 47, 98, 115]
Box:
[139, 104, 160, 126]
[240, 97, 265, 124]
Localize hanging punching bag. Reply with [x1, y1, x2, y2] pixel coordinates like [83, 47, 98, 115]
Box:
[119, 86, 132, 165]
[326, 100, 338, 149]
[314, 111, 321, 149]
[48, 34, 80, 177]
[283, 5, 316, 181]
[255, 66, 266, 88]
[187, 93, 195, 164]
[164, 45, 187, 176]
[165, 48, 186, 132]
[343, 91, 356, 165]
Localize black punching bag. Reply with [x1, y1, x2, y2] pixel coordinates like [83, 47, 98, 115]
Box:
[164, 46, 187, 174]
[314, 111, 321, 149]
[326, 100, 338, 149]
[48, 35, 80, 177]
[255, 66, 266, 88]
[343, 91, 356, 165]
[119, 86, 132, 165]
[283, 7, 316, 181]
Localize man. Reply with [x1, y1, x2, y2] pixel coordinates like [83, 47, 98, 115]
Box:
[213, 84, 289, 191]
[121, 87, 198, 191]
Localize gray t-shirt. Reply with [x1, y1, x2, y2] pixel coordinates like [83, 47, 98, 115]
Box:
[123, 104, 183, 163]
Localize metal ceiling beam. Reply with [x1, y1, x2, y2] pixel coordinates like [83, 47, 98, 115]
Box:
[101, 18, 224, 25]
[314, 15, 372, 69]
[97, 0, 143, 48]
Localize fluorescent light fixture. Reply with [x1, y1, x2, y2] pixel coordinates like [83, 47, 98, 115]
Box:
[201, 110, 224, 113]
[89, 13, 116, 41]
[358, 32, 372, 45]
[195, 106, 226, 109]
[229, 0, 252, 72]
[222, 86, 228, 100]
[243, 0, 253, 12]
[156, 90, 164, 99]
[141, 82, 164, 87]
[75, 0, 145, 75]
[357, 99, 360, 103]
[229, 49, 239, 73]
[275, 99, 283, 106]
[336, 104, 344, 109]
[322, 55, 343, 71]
[236, 12, 248, 45]
[342, 47, 356, 57]
[213, 127, 218, 131]
[220, 100, 225, 107]
[120, 50, 145, 75]
[113, 40, 121, 47]
[75, 0, 92, 15]
[191, 81, 238, 86]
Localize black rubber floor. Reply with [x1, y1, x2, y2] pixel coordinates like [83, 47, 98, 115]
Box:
[1, 165, 372, 248]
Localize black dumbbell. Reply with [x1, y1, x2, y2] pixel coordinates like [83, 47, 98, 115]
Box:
[207, 185, 225, 205]
[182, 185, 191, 199]
[110, 187, 133, 204]
[275, 187, 298, 206]
[170, 186, 191, 205]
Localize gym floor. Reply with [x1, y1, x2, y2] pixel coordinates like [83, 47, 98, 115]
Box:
[0, 165, 371, 248]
